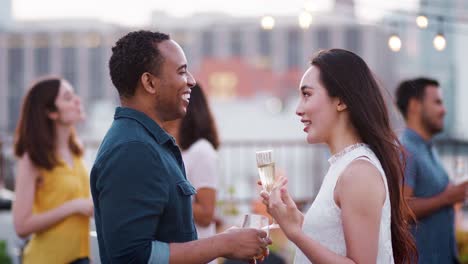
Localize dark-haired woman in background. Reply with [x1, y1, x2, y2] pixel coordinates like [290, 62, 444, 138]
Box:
[261, 49, 417, 264]
[165, 83, 220, 264]
[12, 77, 93, 264]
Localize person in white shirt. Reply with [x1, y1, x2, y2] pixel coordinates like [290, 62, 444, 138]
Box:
[165, 83, 221, 264]
[261, 49, 417, 264]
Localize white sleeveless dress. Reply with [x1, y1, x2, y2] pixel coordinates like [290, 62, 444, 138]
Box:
[294, 143, 394, 264]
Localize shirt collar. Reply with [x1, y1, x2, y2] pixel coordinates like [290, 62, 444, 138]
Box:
[114, 107, 174, 145]
[403, 127, 433, 147]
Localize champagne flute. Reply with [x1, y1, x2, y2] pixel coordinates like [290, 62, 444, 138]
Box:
[256, 150, 275, 194]
[454, 156, 467, 183]
[241, 214, 269, 263]
[454, 156, 468, 206]
[256, 149, 280, 229]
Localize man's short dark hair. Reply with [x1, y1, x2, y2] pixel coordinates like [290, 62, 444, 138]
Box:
[109, 30, 170, 98]
[395, 77, 439, 119]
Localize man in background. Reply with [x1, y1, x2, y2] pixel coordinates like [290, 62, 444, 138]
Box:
[396, 77, 467, 264]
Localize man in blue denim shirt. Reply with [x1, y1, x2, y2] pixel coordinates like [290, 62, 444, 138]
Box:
[396, 77, 467, 264]
[91, 30, 269, 264]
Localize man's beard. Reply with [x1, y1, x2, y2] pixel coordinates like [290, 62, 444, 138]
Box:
[421, 112, 443, 136]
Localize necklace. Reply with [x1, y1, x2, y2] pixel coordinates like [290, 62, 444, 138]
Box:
[328, 142, 367, 164]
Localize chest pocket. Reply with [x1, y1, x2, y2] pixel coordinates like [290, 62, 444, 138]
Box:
[175, 180, 198, 238]
[177, 181, 197, 196]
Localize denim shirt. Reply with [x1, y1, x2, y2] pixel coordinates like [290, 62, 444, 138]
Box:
[401, 128, 458, 264]
[91, 107, 197, 264]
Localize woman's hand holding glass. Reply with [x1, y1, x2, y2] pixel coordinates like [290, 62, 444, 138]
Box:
[260, 176, 304, 240]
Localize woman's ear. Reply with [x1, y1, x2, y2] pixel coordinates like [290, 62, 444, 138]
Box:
[47, 110, 59, 120]
[336, 99, 348, 112]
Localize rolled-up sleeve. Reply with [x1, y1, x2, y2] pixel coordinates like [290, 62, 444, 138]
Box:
[148, 241, 170, 264]
[94, 141, 170, 263]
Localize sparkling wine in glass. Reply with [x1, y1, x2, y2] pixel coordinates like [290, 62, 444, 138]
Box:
[256, 150, 275, 194]
[241, 214, 269, 263]
[453, 156, 468, 184]
[454, 156, 468, 206]
[255, 149, 280, 230]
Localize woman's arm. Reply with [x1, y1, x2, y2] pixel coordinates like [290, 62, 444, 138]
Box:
[265, 159, 385, 264]
[12, 154, 93, 238]
[192, 187, 216, 227]
[266, 182, 355, 264]
[335, 159, 386, 263]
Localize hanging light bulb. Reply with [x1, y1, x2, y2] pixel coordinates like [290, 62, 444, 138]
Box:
[416, 15, 429, 29]
[388, 34, 402, 52]
[433, 33, 446, 51]
[261, 16, 275, 30]
[298, 11, 313, 29]
[417, 0, 429, 29]
[433, 16, 446, 51]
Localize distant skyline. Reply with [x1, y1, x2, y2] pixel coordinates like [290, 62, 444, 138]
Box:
[12, 0, 418, 26]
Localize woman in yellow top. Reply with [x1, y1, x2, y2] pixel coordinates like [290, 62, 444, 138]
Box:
[12, 77, 93, 264]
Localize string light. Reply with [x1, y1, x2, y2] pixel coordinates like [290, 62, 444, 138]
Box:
[261, 16, 275, 30]
[433, 16, 446, 51]
[433, 33, 446, 51]
[416, 0, 429, 29]
[298, 11, 313, 29]
[255, 2, 463, 52]
[388, 34, 402, 52]
[416, 15, 429, 29]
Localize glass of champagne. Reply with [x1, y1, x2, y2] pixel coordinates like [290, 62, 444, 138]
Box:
[454, 156, 467, 183]
[256, 149, 275, 194]
[454, 156, 468, 206]
[256, 149, 279, 229]
[241, 214, 269, 263]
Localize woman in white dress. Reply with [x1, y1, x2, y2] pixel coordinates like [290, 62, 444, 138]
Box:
[261, 49, 417, 264]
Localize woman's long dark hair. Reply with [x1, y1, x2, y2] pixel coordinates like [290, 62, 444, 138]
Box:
[311, 49, 417, 263]
[178, 83, 219, 151]
[14, 77, 83, 170]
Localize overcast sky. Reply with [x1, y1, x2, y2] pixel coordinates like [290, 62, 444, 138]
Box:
[12, 0, 418, 26]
